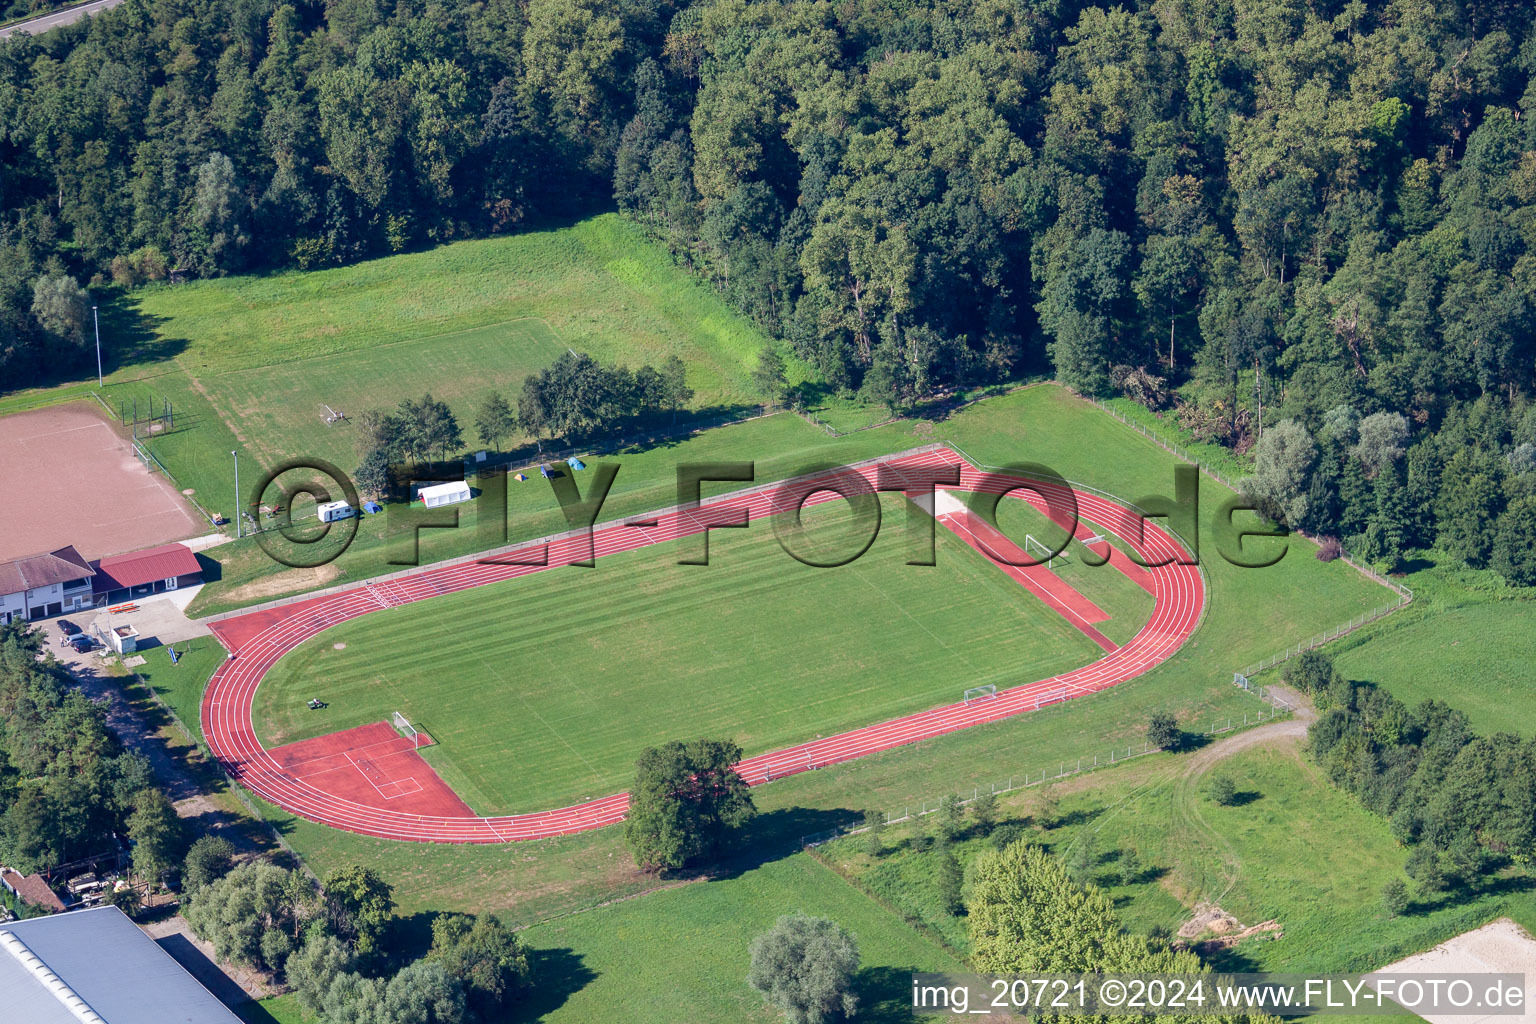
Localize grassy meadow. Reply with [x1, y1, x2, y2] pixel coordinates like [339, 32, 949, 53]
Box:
[819, 739, 1536, 976]
[516, 852, 963, 1024]
[1331, 600, 1536, 736]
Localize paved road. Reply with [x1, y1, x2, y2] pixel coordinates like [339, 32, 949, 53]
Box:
[0, 0, 123, 40]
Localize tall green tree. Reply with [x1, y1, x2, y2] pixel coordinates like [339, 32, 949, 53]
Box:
[323, 865, 396, 959]
[624, 738, 755, 871]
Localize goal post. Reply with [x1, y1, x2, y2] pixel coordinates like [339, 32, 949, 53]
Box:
[391, 711, 422, 749]
[964, 684, 997, 704]
[1023, 533, 1065, 569]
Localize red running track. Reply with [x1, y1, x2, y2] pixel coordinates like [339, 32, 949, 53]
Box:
[201, 449, 1205, 843]
[937, 507, 1118, 653]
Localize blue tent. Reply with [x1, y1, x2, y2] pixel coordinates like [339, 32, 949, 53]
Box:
[566, 457, 586, 471]
[362, 501, 383, 514]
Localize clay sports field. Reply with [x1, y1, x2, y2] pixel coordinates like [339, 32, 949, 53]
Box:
[200, 447, 1204, 844]
[0, 403, 205, 561]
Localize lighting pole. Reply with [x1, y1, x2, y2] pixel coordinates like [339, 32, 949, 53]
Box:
[92, 306, 102, 387]
[232, 451, 240, 539]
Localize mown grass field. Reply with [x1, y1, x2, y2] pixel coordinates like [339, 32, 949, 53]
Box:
[1332, 600, 1536, 736]
[253, 498, 1105, 814]
[207, 317, 564, 475]
[517, 852, 963, 1024]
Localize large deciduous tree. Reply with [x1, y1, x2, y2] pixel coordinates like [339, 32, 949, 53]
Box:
[624, 738, 755, 871]
[747, 913, 859, 1024]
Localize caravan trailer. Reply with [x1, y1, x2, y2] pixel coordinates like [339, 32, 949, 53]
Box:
[318, 500, 355, 523]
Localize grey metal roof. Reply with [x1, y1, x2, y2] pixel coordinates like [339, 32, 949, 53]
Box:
[0, 906, 243, 1024]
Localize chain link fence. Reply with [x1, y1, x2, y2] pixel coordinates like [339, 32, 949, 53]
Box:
[799, 703, 1291, 847]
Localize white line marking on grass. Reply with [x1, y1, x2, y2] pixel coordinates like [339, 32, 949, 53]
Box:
[845, 559, 981, 675]
[471, 649, 604, 780]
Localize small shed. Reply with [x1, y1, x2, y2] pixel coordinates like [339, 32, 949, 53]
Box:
[418, 481, 471, 508]
[317, 500, 354, 523]
[110, 624, 139, 655]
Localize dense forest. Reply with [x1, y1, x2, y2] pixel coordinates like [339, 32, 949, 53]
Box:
[1, 0, 1533, 570]
[0, 624, 181, 887]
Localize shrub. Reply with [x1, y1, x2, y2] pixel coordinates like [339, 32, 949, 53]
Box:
[1206, 774, 1237, 806]
[1381, 879, 1410, 918]
[1146, 711, 1181, 750]
[183, 835, 236, 892]
[991, 822, 1027, 851]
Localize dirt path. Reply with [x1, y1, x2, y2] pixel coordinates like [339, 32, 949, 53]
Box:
[1181, 686, 1315, 780]
[1060, 688, 1315, 911]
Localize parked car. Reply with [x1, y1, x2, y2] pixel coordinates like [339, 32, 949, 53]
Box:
[69, 635, 97, 653]
[57, 619, 80, 636]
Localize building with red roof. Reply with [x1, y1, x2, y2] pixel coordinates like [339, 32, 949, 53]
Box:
[89, 543, 203, 604]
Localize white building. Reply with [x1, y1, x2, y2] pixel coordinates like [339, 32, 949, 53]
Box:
[0, 546, 95, 624]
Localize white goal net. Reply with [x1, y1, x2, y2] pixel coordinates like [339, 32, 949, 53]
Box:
[1023, 533, 1064, 569]
[964, 684, 997, 704]
[392, 711, 421, 748]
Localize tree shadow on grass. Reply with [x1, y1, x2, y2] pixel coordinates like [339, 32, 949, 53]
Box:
[1172, 731, 1211, 753]
[707, 806, 864, 880]
[1405, 869, 1536, 918]
[855, 964, 949, 1022]
[386, 910, 442, 964]
[0, 294, 182, 400]
[1051, 806, 1104, 829]
[475, 401, 770, 477]
[505, 947, 597, 1022]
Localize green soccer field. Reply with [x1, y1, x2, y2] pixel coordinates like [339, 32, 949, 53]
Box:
[252, 496, 1136, 815]
[208, 318, 564, 472]
[5, 214, 784, 524]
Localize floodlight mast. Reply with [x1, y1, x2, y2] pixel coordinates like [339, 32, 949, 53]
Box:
[92, 305, 102, 387]
[232, 451, 240, 539]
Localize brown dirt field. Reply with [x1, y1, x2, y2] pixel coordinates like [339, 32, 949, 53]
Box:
[218, 562, 341, 604]
[0, 402, 205, 561]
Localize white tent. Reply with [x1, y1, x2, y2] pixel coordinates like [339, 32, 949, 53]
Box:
[418, 481, 471, 508]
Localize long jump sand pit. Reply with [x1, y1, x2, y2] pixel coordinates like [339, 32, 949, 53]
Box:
[1372, 918, 1536, 1024]
[0, 403, 204, 561]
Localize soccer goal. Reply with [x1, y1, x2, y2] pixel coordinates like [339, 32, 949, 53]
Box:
[1023, 533, 1065, 569]
[964, 684, 998, 704]
[391, 711, 423, 749]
